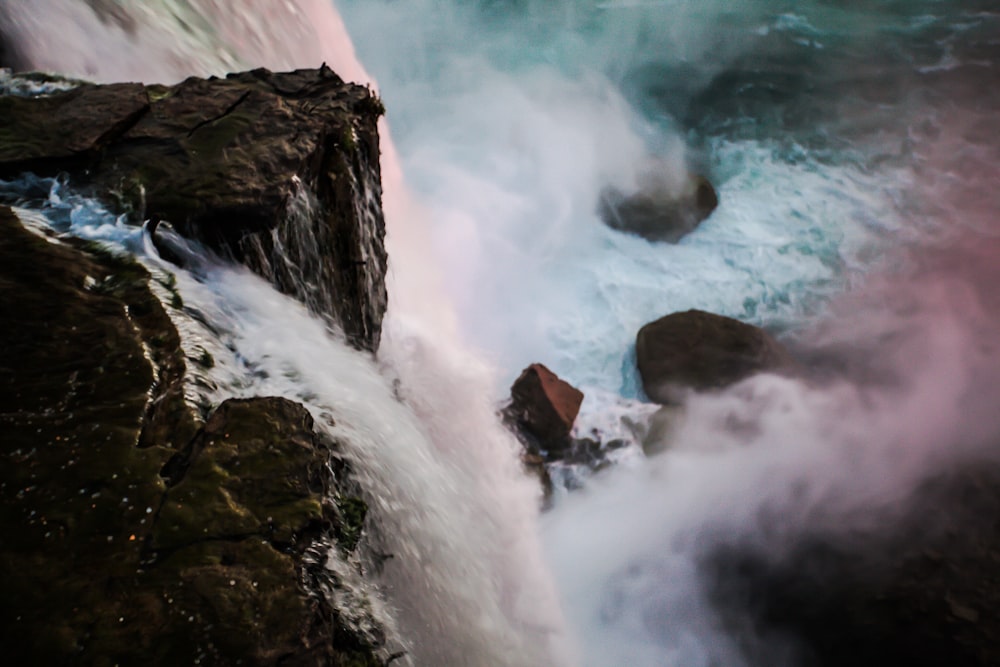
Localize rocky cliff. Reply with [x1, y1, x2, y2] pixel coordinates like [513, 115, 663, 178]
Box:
[0, 65, 390, 665]
[0, 206, 383, 665]
[0, 65, 387, 351]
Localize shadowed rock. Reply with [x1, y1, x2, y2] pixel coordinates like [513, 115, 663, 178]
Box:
[599, 172, 718, 243]
[501, 364, 585, 506]
[0, 65, 387, 352]
[636, 309, 795, 403]
[705, 464, 1000, 667]
[0, 82, 149, 166]
[505, 363, 585, 454]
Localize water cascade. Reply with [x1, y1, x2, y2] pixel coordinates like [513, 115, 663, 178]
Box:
[2, 1, 1000, 665]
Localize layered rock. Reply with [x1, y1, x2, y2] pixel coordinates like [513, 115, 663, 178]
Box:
[0, 65, 387, 351]
[0, 207, 381, 665]
[599, 172, 718, 243]
[636, 309, 795, 403]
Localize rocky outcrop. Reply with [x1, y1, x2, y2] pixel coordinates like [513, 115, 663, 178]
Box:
[504, 364, 584, 455]
[0, 207, 381, 665]
[636, 309, 795, 403]
[0, 65, 387, 351]
[599, 172, 718, 243]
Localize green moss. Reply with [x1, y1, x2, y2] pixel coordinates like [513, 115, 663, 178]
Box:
[356, 90, 386, 118]
[146, 84, 172, 103]
[77, 239, 144, 275]
[335, 496, 367, 555]
[196, 348, 215, 369]
[341, 124, 357, 152]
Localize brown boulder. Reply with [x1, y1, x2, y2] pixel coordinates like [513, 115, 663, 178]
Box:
[636, 309, 794, 403]
[506, 363, 584, 454]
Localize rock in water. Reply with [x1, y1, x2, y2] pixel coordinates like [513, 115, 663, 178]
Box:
[505, 363, 585, 454]
[0, 65, 388, 352]
[599, 172, 718, 243]
[636, 309, 794, 403]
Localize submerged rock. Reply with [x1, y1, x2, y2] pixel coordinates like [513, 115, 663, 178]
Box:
[0, 65, 387, 352]
[599, 172, 718, 243]
[504, 363, 585, 455]
[636, 309, 795, 403]
[0, 207, 382, 665]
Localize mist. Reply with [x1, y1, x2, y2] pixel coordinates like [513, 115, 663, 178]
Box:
[3, 1, 1000, 665]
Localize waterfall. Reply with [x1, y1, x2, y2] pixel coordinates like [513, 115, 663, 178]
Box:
[0, 1, 575, 664]
[5, 1, 1000, 666]
[165, 258, 574, 667]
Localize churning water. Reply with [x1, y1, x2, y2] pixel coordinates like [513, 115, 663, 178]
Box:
[3, 1, 1000, 665]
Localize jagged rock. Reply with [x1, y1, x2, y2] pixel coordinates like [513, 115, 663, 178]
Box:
[598, 172, 718, 243]
[504, 363, 584, 455]
[0, 207, 381, 665]
[636, 309, 795, 403]
[0, 65, 387, 351]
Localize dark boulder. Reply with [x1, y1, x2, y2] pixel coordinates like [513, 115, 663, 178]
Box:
[599, 172, 718, 243]
[0, 65, 387, 352]
[504, 363, 584, 455]
[636, 309, 795, 403]
[0, 207, 382, 665]
[706, 464, 1000, 667]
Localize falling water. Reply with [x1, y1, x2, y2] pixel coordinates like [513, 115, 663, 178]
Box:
[3, 1, 1000, 665]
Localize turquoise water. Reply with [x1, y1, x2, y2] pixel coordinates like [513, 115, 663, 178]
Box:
[336, 0, 999, 401]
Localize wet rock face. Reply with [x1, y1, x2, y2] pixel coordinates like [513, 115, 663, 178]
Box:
[636, 309, 795, 403]
[0, 207, 380, 666]
[0, 65, 388, 352]
[505, 363, 585, 454]
[599, 173, 718, 243]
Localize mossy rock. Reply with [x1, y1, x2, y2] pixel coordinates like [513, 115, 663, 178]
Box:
[0, 208, 382, 665]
